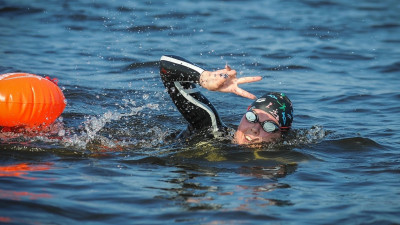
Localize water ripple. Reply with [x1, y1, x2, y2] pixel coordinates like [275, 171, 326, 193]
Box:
[263, 65, 312, 71]
[123, 61, 159, 71]
[317, 137, 384, 154]
[369, 61, 400, 73]
[0, 6, 44, 15]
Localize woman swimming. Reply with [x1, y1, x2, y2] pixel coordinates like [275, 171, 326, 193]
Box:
[160, 55, 293, 145]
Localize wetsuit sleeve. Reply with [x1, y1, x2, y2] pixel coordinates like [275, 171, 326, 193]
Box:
[160, 55, 225, 132]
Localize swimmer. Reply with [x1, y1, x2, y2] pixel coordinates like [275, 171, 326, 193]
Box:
[160, 55, 293, 145]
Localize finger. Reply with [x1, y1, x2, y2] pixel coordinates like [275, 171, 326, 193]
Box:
[233, 87, 257, 100]
[237, 76, 262, 84]
[225, 64, 231, 71]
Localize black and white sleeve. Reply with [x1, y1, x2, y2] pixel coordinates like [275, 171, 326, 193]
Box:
[159, 55, 225, 133]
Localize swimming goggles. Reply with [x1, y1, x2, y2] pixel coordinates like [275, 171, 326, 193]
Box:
[245, 110, 280, 133]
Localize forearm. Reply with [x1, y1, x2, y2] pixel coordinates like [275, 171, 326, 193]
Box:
[160, 55, 205, 83]
[160, 55, 228, 91]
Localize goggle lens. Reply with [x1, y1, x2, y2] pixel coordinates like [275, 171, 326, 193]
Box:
[245, 111, 257, 122]
[262, 122, 279, 133]
[245, 111, 279, 133]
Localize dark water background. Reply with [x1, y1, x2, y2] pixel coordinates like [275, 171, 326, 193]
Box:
[1, 0, 399, 224]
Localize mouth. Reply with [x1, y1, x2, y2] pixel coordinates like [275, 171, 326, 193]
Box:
[245, 135, 260, 143]
[233, 132, 260, 145]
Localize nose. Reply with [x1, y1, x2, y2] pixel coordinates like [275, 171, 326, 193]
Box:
[247, 123, 260, 135]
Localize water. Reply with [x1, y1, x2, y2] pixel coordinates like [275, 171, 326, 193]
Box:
[1, 0, 399, 224]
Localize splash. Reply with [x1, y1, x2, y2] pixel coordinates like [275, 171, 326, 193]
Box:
[62, 100, 163, 150]
[0, 119, 66, 144]
[283, 125, 328, 146]
[0, 98, 170, 152]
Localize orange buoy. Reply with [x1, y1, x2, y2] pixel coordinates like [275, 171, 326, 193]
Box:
[0, 73, 66, 129]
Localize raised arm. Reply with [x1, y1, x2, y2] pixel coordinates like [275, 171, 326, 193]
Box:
[160, 55, 262, 134]
[160, 55, 225, 133]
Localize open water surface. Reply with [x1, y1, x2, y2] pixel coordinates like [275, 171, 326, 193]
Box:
[0, 0, 399, 224]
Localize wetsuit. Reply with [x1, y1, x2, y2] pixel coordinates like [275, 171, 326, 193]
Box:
[159, 55, 231, 138]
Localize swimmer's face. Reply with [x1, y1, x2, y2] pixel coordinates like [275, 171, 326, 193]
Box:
[234, 109, 282, 145]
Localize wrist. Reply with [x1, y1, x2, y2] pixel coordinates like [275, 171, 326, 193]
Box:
[199, 71, 210, 88]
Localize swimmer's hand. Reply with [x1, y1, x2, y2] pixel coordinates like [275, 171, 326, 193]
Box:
[199, 65, 262, 100]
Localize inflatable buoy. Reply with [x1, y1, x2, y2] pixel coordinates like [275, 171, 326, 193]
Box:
[0, 73, 66, 129]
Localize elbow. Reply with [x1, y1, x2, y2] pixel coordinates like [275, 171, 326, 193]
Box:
[160, 56, 168, 76]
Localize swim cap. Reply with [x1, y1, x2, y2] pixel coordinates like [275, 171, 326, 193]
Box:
[248, 92, 293, 129]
